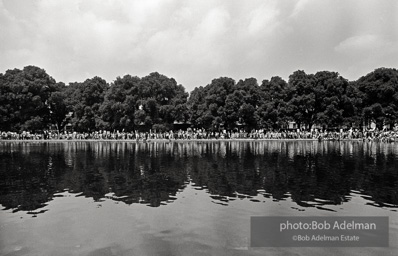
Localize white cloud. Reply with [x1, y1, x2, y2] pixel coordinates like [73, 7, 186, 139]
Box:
[0, 0, 397, 90]
[334, 34, 398, 80]
[247, 3, 280, 35]
[335, 34, 394, 54]
[290, 0, 311, 17]
[197, 7, 230, 38]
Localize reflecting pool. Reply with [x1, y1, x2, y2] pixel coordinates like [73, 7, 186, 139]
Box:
[0, 141, 397, 255]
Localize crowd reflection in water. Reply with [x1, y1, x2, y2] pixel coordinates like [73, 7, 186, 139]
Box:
[0, 141, 397, 214]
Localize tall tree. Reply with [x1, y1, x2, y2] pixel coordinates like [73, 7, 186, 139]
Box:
[188, 86, 210, 129]
[134, 72, 189, 131]
[48, 82, 70, 132]
[0, 66, 56, 132]
[287, 70, 316, 129]
[99, 72, 189, 132]
[188, 77, 236, 131]
[100, 75, 140, 131]
[313, 71, 357, 129]
[356, 68, 398, 130]
[258, 76, 290, 130]
[235, 78, 262, 130]
[68, 77, 108, 132]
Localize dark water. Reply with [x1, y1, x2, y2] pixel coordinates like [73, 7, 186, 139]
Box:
[0, 141, 397, 256]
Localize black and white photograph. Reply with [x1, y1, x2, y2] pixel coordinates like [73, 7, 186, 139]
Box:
[0, 0, 397, 255]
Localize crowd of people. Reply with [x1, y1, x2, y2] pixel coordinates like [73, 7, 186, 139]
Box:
[1, 128, 398, 142]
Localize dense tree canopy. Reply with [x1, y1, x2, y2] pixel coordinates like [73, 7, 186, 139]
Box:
[258, 76, 290, 129]
[67, 76, 109, 132]
[312, 71, 359, 128]
[99, 72, 189, 132]
[355, 68, 398, 130]
[99, 74, 140, 131]
[189, 77, 236, 130]
[287, 71, 360, 129]
[0, 66, 56, 132]
[0, 65, 397, 132]
[48, 82, 69, 132]
[188, 77, 264, 131]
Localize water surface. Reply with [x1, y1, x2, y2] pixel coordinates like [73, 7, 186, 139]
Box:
[0, 141, 397, 255]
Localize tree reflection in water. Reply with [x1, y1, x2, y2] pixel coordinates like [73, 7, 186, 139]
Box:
[0, 141, 397, 213]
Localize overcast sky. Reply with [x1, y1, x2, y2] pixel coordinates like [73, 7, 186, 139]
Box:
[1, 0, 397, 92]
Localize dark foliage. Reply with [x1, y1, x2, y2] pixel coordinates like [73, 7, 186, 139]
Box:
[1, 66, 397, 132]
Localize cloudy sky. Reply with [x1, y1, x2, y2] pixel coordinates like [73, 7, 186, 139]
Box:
[1, 0, 397, 92]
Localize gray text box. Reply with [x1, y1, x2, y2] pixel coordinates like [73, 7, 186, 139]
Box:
[251, 216, 389, 247]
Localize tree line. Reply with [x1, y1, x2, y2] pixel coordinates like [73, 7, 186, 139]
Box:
[0, 66, 397, 132]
